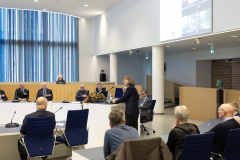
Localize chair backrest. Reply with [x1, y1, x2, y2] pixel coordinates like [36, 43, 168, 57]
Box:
[151, 100, 156, 116]
[25, 116, 55, 157]
[115, 88, 123, 98]
[223, 128, 240, 159]
[181, 132, 214, 160]
[96, 87, 106, 92]
[65, 109, 89, 147]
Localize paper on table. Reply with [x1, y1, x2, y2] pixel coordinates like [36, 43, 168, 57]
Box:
[56, 122, 64, 126]
[72, 101, 80, 104]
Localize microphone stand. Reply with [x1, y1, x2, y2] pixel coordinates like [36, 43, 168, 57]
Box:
[62, 94, 71, 103]
[5, 111, 19, 128]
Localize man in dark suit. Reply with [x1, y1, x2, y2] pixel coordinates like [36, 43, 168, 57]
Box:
[0, 89, 8, 101]
[138, 90, 152, 120]
[209, 104, 240, 160]
[14, 83, 29, 101]
[36, 82, 53, 101]
[18, 97, 55, 160]
[75, 84, 89, 101]
[56, 75, 66, 84]
[96, 83, 108, 97]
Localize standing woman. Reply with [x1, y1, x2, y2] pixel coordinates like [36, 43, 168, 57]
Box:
[112, 75, 139, 131]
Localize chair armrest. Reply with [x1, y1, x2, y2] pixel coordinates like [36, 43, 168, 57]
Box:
[211, 152, 223, 160]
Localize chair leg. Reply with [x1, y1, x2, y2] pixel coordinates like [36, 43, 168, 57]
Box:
[140, 123, 150, 135]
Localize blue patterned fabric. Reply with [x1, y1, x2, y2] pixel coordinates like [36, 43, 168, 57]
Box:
[0, 8, 79, 82]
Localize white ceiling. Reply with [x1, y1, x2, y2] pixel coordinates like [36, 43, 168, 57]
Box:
[0, 0, 123, 19]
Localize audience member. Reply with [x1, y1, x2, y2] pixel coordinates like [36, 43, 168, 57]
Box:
[167, 105, 200, 160]
[104, 110, 139, 159]
[36, 82, 53, 101]
[138, 90, 152, 120]
[56, 75, 66, 84]
[229, 101, 240, 117]
[209, 104, 240, 160]
[18, 97, 55, 160]
[0, 89, 8, 101]
[14, 83, 29, 101]
[75, 84, 89, 101]
[97, 83, 108, 97]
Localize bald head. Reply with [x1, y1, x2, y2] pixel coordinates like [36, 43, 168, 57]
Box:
[42, 82, 47, 89]
[58, 75, 63, 81]
[80, 84, 85, 91]
[19, 83, 25, 89]
[218, 104, 234, 120]
[36, 97, 48, 110]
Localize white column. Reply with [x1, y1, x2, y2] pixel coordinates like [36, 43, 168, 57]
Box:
[152, 45, 164, 114]
[110, 53, 118, 85]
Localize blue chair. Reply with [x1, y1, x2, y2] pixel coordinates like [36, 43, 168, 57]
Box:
[96, 87, 106, 92]
[19, 116, 56, 159]
[56, 109, 89, 147]
[211, 128, 240, 160]
[115, 88, 123, 98]
[181, 132, 214, 160]
[140, 100, 156, 135]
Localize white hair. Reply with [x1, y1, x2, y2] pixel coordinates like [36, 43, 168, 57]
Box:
[42, 82, 47, 86]
[58, 75, 63, 77]
[174, 105, 189, 122]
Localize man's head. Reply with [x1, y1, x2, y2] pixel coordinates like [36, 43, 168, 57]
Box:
[36, 97, 48, 110]
[97, 83, 102, 91]
[108, 110, 126, 128]
[141, 90, 148, 98]
[58, 75, 63, 81]
[80, 84, 85, 91]
[218, 104, 234, 120]
[42, 82, 47, 90]
[20, 83, 25, 89]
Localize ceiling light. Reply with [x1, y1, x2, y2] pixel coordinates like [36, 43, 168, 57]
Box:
[129, 50, 133, 54]
[192, 48, 196, 49]
[195, 38, 200, 44]
[84, 5, 88, 7]
[165, 46, 170, 47]
[34, 0, 38, 2]
[207, 43, 213, 45]
[43, 9, 47, 11]
[231, 36, 238, 37]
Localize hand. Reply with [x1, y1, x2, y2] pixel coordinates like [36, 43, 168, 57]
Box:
[21, 99, 25, 101]
[112, 99, 117, 103]
[0, 100, 2, 102]
[82, 94, 87, 98]
[75, 99, 77, 101]
[172, 122, 178, 129]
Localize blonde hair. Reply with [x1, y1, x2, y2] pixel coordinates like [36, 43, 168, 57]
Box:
[108, 110, 124, 127]
[123, 75, 135, 86]
[229, 101, 239, 112]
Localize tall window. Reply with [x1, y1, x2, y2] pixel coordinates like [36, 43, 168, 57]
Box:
[0, 8, 79, 82]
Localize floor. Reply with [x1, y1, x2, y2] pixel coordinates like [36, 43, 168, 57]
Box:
[49, 106, 205, 160]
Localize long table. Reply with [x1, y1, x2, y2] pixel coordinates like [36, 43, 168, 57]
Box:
[0, 101, 127, 160]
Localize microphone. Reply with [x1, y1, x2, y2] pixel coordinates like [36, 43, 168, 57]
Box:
[62, 94, 71, 103]
[5, 111, 19, 128]
[54, 107, 62, 114]
[107, 87, 114, 92]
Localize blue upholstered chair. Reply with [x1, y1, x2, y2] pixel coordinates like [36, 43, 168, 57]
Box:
[140, 100, 156, 135]
[181, 132, 214, 160]
[96, 87, 106, 92]
[56, 109, 89, 147]
[19, 116, 56, 159]
[115, 88, 123, 98]
[212, 128, 240, 160]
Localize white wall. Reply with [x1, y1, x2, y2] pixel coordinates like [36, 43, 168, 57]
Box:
[92, 0, 160, 55]
[196, 60, 212, 88]
[213, 0, 240, 33]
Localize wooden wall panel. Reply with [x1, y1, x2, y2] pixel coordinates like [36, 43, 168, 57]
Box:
[225, 89, 240, 103]
[0, 84, 142, 102]
[180, 86, 217, 121]
[146, 75, 152, 95]
[232, 58, 240, 90]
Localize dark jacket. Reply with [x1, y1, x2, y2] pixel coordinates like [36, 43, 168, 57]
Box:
[14, 88, 29, 100]
[138, 98, 152, 120]
[97, 90, 108, 97]
[115, 85, 139, 116]
[167, 123, 200, 160]
[20, 109, 55, 135]
[209, 119, 240, 155]
[36, 88, 53, 101]
[235, 113, 240, 117]
[56, 80, 66, 84]
[75, 90, 89, 101]
[0, 89, 8, 101]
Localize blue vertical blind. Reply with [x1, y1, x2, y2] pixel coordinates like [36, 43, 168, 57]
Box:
[0, 8, 79, 82]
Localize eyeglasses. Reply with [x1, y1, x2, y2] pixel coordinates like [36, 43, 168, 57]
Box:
[141, 93, 146, 95]
[218, 109, 224, 111]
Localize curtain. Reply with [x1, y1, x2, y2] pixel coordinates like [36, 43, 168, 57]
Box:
[0, 8, 79, 82]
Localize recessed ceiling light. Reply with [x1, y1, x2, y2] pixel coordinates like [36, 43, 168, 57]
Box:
[192, 48, 196, 49]
[165, 46, 170, 47]
[34, 0, 38, 2]
[207, 43, 213, 45]
[43, 9, 47, 11]
[231, 36, 238, 37]
[84, 5, 88, 7]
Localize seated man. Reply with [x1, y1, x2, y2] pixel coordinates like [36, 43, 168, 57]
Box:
[104, 110, 139, 159]
[75, 84, 89, 101]
[56, 75, 66, 84]
[18, 97, 55, 160]
[36, 82, 53, 101]
[14, 83, 29, 101]
[0, 89, 8, 101]
[96, 83, 107, 97]
[209, 103, 240, 160]
[138, 90, 152, 120]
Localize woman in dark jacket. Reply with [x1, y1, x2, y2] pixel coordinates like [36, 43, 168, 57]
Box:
[167, 105, 200, 160]
[56, 75, 66, 84]
[112, 75, 139, 131]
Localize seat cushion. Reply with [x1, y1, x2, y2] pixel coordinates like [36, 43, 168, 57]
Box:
[56, 136, 66, 143]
